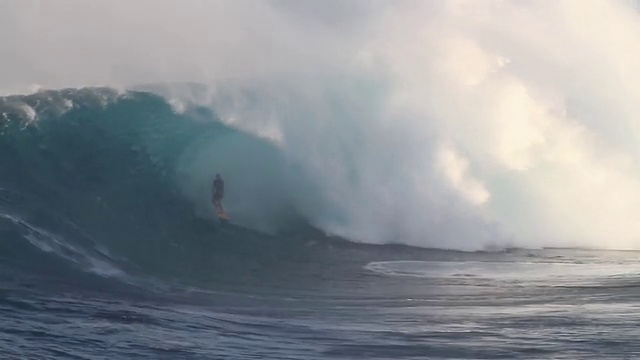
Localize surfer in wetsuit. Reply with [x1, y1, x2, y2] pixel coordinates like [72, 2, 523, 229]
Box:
[212, 173, 225, 210]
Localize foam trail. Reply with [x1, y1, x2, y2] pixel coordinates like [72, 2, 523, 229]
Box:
[0, 213, 125, 277]
[4, 1, 640, 250]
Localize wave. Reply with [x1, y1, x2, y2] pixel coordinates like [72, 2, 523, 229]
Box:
[3, 81, 637, 288]
[0, 88, 324, 287]
[8, 2, 640, 253]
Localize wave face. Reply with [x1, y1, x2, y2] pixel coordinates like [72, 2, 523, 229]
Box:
[0, 88, 324, 287]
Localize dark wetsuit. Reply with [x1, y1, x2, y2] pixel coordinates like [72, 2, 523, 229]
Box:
[213, 178, 224, 203]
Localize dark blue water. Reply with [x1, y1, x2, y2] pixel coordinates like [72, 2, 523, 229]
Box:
[2, 88, 640, 359]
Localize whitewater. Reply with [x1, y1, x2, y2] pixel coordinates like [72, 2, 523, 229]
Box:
[3, 0, 640, 358]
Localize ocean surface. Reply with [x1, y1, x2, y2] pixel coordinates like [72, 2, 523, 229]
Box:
[2, 88, 640, 359]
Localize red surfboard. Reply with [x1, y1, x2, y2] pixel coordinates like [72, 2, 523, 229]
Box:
[214, 204, 230, 221]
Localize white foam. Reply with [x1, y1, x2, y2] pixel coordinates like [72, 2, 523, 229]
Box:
[17, 103, 37, 126]
[365, 260, 640, 283]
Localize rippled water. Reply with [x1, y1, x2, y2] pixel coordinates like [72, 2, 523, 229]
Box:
[3, 246, 640, 359]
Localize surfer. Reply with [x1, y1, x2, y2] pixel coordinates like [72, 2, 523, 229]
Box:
[212, 173, 225, 210]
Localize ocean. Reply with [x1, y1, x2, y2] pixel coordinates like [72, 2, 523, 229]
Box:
[2, 88, 640, 359]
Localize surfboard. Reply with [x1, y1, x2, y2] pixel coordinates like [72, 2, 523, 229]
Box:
[214, 205, 230, 222]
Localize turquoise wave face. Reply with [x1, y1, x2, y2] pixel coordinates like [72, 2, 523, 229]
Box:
[0, 88, 322, 286]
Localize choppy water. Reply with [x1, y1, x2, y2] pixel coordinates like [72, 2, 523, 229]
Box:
[3, 245, 640, 359]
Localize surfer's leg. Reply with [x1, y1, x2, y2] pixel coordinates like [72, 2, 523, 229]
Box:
[213, 197, 223, 210]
